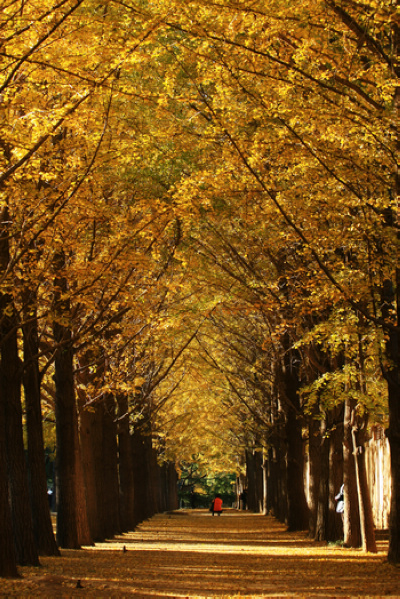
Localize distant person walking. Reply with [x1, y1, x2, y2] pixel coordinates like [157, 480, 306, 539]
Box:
[335, 484, 344, 522]
[211, 494, 223, 516]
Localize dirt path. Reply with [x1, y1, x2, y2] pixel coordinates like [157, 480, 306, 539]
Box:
[2, 509, 399, 597]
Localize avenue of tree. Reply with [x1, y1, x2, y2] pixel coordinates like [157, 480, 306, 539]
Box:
[0, 0, 399, 577]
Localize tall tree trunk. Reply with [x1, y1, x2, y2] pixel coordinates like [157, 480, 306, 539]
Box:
[79, 398, 102, 540]
[53, 334, 81, 549]
[254, 448, 264, 513]
[117, 394, 135, 531]
[386, 354, 400, 563]
[351, 420, 377, 553]
[0, 208, 19, 577]
[80, 395, 118, 543]
[131, 426, 158, 524]
[76, 349, 105, 541]
[53, 251, 91, 548]
[166, 462, 179, 511]
[0, 346, 18, 577]
[350, 327, 377, 552]
[343, 398, 361, 548]
[131, 427, 151, 524]
[313, 409, 343, 543]
[262, 451, 268, 515]
[158, 463, 168, 514]
[275, 436, 288, 523]
[74, 409, 92, 546]
[285, 388, 308, 530]
[2, 312, 39, 566]
[265, 447, 276, 516]
[154, 447, 165, 514]
[160, 461, 179, 513]
[328, 411, 344, 542]
[314, 419, 330, 541]
[147, 434, 160, 516]
[102, 394, 121, 537]
[22, 290, 59, 556]
[386, 11, 400, 565]
[0, 209, 39, 567]
[381, 265, 400, 562]
[246, 446, 267, 513]
[255, 451, 263, 514]
[308, 413, 321, 538]
[245, 448, 257, 512]
[269, 436, 288, 523]
[278, 338, 308, 531]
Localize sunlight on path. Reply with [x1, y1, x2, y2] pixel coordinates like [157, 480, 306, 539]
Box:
[4, 509, 400, 598]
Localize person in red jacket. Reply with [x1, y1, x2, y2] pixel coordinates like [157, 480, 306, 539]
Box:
[211, 494, 223, 516]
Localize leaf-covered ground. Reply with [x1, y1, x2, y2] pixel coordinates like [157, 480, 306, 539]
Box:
[2, 510, 399, 597]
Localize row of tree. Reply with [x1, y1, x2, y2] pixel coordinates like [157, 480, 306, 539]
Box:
[0, 0, 186, 576]
[0, 0, 399, 575]
[151, 0, 400, 564]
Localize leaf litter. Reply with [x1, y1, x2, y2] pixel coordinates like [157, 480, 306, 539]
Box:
[1, 510, 399, 598]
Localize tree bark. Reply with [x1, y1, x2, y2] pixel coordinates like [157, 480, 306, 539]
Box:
[166, 462, 179, 511]
[285, 387, 308, 531]
[147, 435, 160, 515]
[102, 394, 121, 537]
[314, 419, 330, 541]
[131, 427, 149, 523]
[53, 252, 91, 548]
[79, 398, 102, 540]
[0, 210, 39, 566]
[328, 412, 344, 542]
[245, 448, 257, 512]
[2, 313, 39, 566]
[307, 413, 321, 538]
[266, 436, 288, 523]
[74, 408, 92, 546]
[381, 269, 400, 563]
[386, 9, 400, 565]
[343, 398, 361, 548]
[76, 349, 105, 541]
[246, 447, 265, 512]
[0, 207, 19, 576]
[53, 332, 81, 549]
[255, 449, 265, 513]
[0, 353, 18, 577]
[22, 291, 59, 556]
[80, 395, 120, 542]
[131, 427, 157, 524]
[159, 461, 179, 513]
[265, 447, 276, 516]
[117, 394, 135, 531]
[352, 421, 377, 553]
[277, 335, 309, 531]
[386, 358, 400, 563]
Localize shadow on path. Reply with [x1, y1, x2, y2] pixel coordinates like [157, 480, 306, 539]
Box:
[5, 509, 400, 597]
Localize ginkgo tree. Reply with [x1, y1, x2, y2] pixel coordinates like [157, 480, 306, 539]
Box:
[1, 0, 400, 576]
[141, 0, 399, 562]
[0, 0, 180, 571]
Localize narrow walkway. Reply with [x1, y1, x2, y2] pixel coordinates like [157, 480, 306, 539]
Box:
[3, 509, 399, 597]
